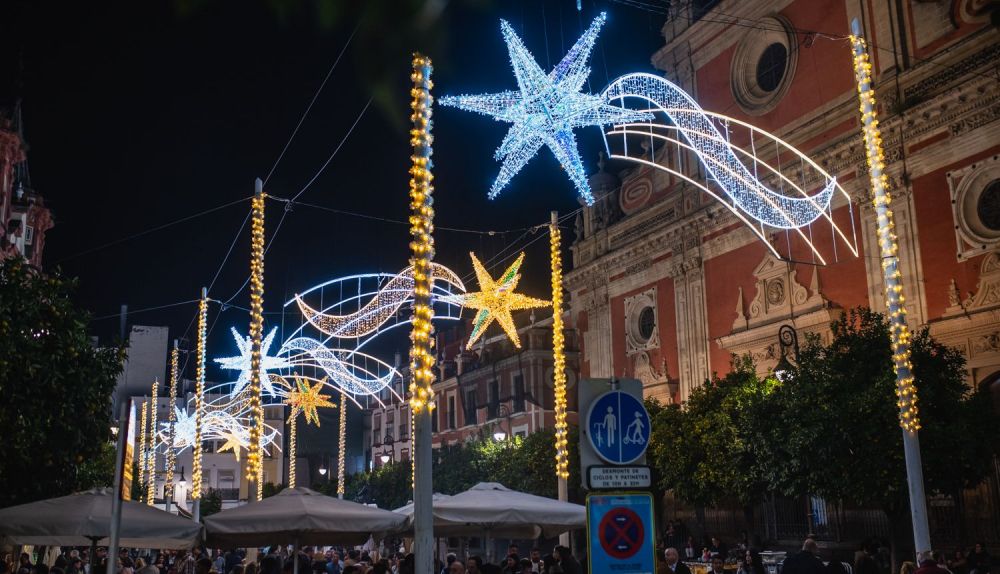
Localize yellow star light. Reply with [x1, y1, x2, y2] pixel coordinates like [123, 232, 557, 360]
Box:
[218, 430, 248, 461]
[461, 252, 549, 349]
[284, 377, 336, 427]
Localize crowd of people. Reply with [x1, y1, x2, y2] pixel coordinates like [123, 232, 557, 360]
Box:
[0, 543, 583, 574]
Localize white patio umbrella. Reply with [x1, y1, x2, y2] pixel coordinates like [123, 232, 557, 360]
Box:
[203, 487, 406, 546]
[0, 488, 203, 549]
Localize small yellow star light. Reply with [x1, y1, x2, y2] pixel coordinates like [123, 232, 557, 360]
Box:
[461, 252, 549, 349]
[218, 430, 248, 461]
[285, 377, 336, 427]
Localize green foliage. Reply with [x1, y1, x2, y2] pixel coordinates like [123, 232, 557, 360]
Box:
[770, 308, 1000, 509]
[0, 258, 124, 507]
[648, 356, 776, 507]
[262, 482, 284, 498]
[77, 442, 117, 490]
[200, 488, 223, 517]
[345, 427, 583, 509]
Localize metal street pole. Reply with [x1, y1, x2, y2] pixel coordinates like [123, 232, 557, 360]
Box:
[107, 403, 128, 574]
[849, 18, 930, 554]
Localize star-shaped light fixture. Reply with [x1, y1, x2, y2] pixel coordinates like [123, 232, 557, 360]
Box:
[217, 429, 248, 461]
[458, 252, 548, 349]
[285, 376, 336, 427]
[440, 12, 651, 205]
[214, 326, 291, 397]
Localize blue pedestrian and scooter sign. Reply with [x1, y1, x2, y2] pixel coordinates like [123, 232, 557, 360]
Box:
[586, 390, 651, 465]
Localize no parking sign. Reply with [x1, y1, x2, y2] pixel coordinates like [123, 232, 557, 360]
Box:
[587, 493, 656, 574]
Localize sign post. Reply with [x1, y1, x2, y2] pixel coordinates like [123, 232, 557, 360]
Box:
[587, 493, 656, 574]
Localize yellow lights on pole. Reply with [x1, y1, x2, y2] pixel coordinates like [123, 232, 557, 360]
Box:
[138, 399, 149, 497]
[849, 19, 930, 553]
[165, 342, 178, 504]
[408, 52, 436, 574]
[550, 212, 569, 481]
[288, 408, 298, 489]
[247, 179, 266, 501]
[147, 379, 159, 506]
[337, 392, 347, 499]
[192, 288, 208, 503]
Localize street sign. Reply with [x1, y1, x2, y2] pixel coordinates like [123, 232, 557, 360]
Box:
[588, 465, 651, 490]
[587, 493, 656, 574]
[586, 390, 650, 465]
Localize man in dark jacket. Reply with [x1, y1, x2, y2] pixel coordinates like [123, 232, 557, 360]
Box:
[781, 540, 826, 574]
[915, 552, 951, 574]
[665, 548, 693, 574]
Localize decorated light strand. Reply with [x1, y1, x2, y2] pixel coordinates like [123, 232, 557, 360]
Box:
[550, 214, 569, 480]
[138, 399, 149, 498]
[337, 391, 347, 498]
[849, 33, 919, 432]
[247, 182, 266, 500]
[288, 408, 298, 488]
[407, 53, 437, 416]
[165, 344, 178, 501]
[192, 289, 208, 500]
[147, 379, 159, 505]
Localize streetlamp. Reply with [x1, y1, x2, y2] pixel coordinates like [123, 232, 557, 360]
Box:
[774, 324, 800, 382]
[492, 404, 511, 442]
[178, 466, 186, 489]
[379, 433, 395, 465]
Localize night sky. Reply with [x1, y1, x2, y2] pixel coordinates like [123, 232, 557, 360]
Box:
[2, 1, 663, 378]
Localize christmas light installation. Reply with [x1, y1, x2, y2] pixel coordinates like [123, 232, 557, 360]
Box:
[287, 409, 298, 488]
[285, 376, 335, 427]
[247, 183, 266, 501]
[165, 343, 178, 503]
[439, 13, 652, 205]
[192, 289, 208, 501]
[451, 252, 549, 349]
[409, 52, 436, 574]
[214, 327, 291, 396]
[217, 428, 248, 461]
[549, 215, 569, 481]
[282, 337, 399, 398]
[850, 21, 930, 554]
[337, 391, 347, 499]
[138, 399, 149, 497]
[294, 263, 465, 339]
[147, 379, 159, 506]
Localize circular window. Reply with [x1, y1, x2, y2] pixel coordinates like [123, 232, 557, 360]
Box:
[954, 162, 1000, 250]
[731, 16, 798, 115]
[756, 43, 788, 92]
[638, 307, 656, 341]
[976, 180, 1000, 232]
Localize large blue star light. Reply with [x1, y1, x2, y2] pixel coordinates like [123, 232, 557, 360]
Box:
[440, 12, 650, 205]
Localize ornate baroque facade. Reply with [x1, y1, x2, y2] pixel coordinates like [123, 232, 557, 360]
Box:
[565, 0, 1000, 404]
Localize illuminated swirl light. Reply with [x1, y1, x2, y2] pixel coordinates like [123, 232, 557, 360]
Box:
[282, 337, 399, 397]
[294, 263, 465, 339]
[601, 73, 859, 263]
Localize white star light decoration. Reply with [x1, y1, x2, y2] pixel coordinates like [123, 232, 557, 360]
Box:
[214, 326, 291, 397]
[440, 12, 650, 205]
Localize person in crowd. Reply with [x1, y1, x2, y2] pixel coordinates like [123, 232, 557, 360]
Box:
[949, 550, 969, 574]
[968, 543, 991, 574]
[710, 556, 726, 574]
[553, 547, 579, 574]
[826, 559, 849, 574]
[933, 552, 953, 574]
[464, 557, 482, 574]
[500, 555, 519, 574]
[447, 563, 465, 574]
[854, 547, 879, 574]
[709, 537, 728, 558]
[137, 558, 160, 574]
[901, 562, 917, 574]
[738, 550, 766, 574]
[664, 548, 692, 574]
[325, 553, 341, 574]
[664, 522, 685, 552]
[527, 550, 542, 574]
[516, 559, 532, 574]
[782, 539, 825, 574]
[195, 558, 213, 574]
[438, 554, 457, 574]
[245, 564, 257, 574]
[915, 551, 950, 574]
[684, 537, 698, 561]
[702, 549, 713, 563]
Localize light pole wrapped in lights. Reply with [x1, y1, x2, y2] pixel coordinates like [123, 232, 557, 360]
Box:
[287, 408, 299, 489]
[550, 211, 571, 546]
[337, 391, 347, 499]
[407, 53, 436, 574]
[192, 287, 208, 518]
[138, 399, 149, 497]
[247, 179, 266, 501]
[849, 18, 930, 553]
[147, 378, 159, 506]
[165, 341, 179, 512]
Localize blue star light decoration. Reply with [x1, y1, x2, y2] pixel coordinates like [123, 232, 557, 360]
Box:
[214, 326, 291, 397]
[440, 12, 650, 206]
